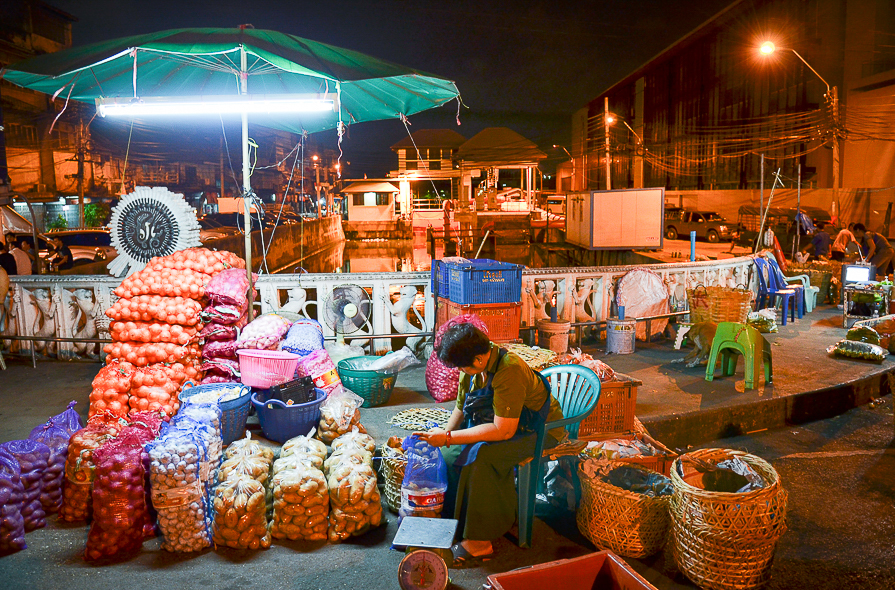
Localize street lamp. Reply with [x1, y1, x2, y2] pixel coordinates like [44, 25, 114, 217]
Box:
[604, 97, 614, 190]
[552, 144, 575, 191]
[759, 41, 839, 212]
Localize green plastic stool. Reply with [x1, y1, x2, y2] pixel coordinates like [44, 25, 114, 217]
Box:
[705, 322, 772, 390]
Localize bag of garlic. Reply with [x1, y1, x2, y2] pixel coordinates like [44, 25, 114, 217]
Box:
[146, 428, 212, 552]
[270, 463, 329, 542]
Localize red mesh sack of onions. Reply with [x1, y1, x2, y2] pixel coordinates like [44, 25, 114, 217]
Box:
[110, 320, 199, 345]
[27, 422, 72, 514]
[106, 295, 203, 326]
[103, 341, 201, 367]
[144, 247, 244, 275]
[200, 358, 240, 383]
[205, 268, 257, 309]
[0, 448, 27, 551]
[60, 420, 121, 523]
[202, 339, 239, 360]
[198, 320, 242, 342]
[0, 439, 50, 531]
[114, 268, 211, 300]
[199, 304, 244, 325]
[85, 432, 150, 561]
[425, 313, 490, 403]
[89, 360, 134, 419]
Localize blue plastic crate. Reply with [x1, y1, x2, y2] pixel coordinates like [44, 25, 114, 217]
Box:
[430, 258, 495, 299]
[443, 259, 523, 305]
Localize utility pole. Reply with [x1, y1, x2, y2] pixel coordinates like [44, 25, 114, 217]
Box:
[220, 135, 225, 201]
[604, 97, 611, 190]
[830, 86, 840, 222]
[77, 116, 85, 228]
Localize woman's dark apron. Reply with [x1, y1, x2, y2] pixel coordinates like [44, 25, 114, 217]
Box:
[454, 349, 552, 468]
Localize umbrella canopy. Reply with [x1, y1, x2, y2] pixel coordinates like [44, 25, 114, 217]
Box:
[1, 27, 461, 134]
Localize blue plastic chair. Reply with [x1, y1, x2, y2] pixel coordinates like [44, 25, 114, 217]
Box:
[754, 257, 798, 325]
[762, 252, 818, 313]
[516, 364, 601, 548]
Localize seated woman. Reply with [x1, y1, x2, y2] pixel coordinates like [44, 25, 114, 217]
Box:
[416, 323, 564, 567]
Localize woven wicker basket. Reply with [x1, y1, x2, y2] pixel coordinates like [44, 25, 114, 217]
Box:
[379, 443, 406, 513]
[670, 449, 788, 590]
[687, 285, 754, 324]
[576, 464, 671, 558]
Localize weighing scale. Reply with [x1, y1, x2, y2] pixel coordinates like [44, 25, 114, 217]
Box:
[393, 517, 458, 590]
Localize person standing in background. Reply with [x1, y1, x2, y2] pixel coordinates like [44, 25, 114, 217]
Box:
[9, 240, 30, 275]
[853, 223, 894, 278]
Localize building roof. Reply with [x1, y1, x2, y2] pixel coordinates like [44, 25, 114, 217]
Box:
[390, 129, 467, 151]
[340, 181, 398, 193]
[455, 127, 547, 165]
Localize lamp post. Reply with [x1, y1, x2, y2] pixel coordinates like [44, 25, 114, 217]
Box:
[552, 144, 574, 191]
[604, 97, 614, 190]
[759, 41, 839, 218]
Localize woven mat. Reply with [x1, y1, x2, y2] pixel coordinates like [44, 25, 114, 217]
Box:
[502, 343, 557, 371]
[387, 407, 453, 431]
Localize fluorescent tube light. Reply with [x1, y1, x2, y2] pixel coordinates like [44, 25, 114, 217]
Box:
[96, 94, 337, 117]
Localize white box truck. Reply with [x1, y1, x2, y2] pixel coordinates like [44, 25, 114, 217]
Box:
[566, 188, 664, 250]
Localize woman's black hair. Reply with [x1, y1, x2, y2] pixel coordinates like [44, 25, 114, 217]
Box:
[436, 323, 490, 368]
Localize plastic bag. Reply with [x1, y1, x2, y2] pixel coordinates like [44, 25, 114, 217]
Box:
[224, 432, 274, 464]
[146, 428, 212, 552]
[205, 268, 253, 309]
[236, 313, 292, 351]
[331, 430, 376, 453]
[604, 465, 673, 497]
[316, 385, 366, 444]
[219, 455, 272, 488]
[211, 475, 271, 549]
[282, 319, 325, 357]
[49, 400, 84, 437]
[60, 422, 120, 522]
[323, 446, 373, 476]
[281, 433, 327, 461]
[615, 268, 669, 340]
[270, 464, 329, 541]
[324, 341, 365, 365]
[366, 346, 421, 373]
[296, 349, 341, 392]
[28, 422, 71, 513]
[401, 435, 448, 493]
[326, 462, 381, 542]
[85, 433, 148, 560]
[0, 440, 50, 531]
[0, 448, 26, 551]
[427, 313, 489, 402]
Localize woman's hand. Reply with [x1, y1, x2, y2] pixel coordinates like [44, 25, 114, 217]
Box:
[413, 429, 448, 448]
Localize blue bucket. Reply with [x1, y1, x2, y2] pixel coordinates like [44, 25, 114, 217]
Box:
[250, 388, 327, 443]
[179, 382, 252, 446]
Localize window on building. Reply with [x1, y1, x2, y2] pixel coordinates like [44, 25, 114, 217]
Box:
[429, 160, 441, 170]
[376, 193, 390, 206]
[352, 194, 364, 206]
[405, 160, 418, 171]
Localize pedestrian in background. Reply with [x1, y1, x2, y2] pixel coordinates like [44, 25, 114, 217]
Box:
[0, 242, 17, 277]
[853, 223, 894, 278]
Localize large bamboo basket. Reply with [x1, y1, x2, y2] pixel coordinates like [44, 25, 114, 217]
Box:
[378, 443, 406, 513]
[670, 449, 788, 590]
[576, 463, 671, 558]
[687, 285, 754, 324]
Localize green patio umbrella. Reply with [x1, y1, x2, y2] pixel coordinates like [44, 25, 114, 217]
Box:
[1, 27, 460, 305]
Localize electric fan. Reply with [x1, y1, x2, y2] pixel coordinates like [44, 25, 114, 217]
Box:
[323, 285, 372, 345]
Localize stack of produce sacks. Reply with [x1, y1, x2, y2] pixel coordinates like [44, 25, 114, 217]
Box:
[0, 440, 51, 532]
[211, 434, 273, 549]
[325, 430, 382, 542]
[199, 268, 259, 384]
[26, 401, 84, 517]
[270, 433, 329, 541]
[103, 248, 244, 415]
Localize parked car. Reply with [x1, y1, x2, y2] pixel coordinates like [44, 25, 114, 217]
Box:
[545, 195, 566, 216]
[197, 216, 242, 241]
[664, 208, 732, 243]
[11, 229, 116, 271]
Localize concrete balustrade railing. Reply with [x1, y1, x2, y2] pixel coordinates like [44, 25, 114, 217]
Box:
[1, 254, 756, 361]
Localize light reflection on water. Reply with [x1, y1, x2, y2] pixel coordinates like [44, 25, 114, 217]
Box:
[291, 236, 549, 274]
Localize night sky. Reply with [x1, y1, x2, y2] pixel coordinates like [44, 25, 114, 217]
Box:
[49, 0, 734, 178]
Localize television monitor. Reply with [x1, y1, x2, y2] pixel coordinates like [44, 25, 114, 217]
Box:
[842, 263, 876, 284]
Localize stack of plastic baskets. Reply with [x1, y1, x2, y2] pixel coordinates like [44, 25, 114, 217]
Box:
[337, 356, 399, 408]
[179, 382, 252, 446]
[250, 388, 327, 443]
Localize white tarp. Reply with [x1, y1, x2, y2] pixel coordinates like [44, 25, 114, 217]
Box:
[1, 206, 33, 236]
[616, 268, 670, 340]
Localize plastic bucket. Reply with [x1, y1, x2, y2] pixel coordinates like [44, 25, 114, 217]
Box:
[537, 319, 571, 353]
[250, 388, 326, 443]
[606, 318, 636, 354]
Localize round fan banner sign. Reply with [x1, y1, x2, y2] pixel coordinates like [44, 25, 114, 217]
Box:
[108, 186, 202, 277]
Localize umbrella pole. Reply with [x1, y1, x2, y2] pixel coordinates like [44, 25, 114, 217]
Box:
[240, 45, 255, 320]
